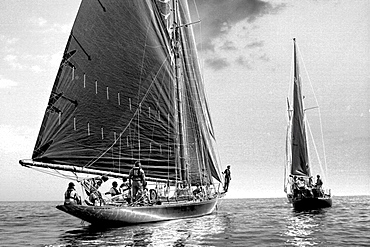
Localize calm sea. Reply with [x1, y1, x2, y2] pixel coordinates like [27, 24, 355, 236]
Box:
[0, 196, 369, 247]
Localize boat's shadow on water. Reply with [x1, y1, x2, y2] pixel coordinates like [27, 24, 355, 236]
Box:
[58, 214, 227, 246]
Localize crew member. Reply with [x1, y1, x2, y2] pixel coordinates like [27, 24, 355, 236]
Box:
[64, 182, 81, 205]
[105, 181, 121, 197]
[129, 161, 146, 201]
[222, 165, 231, 192]
[82, 175, 108, 206]
[315, 175, 324, 197]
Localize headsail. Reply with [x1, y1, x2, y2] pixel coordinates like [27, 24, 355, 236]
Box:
[26, 0, 221, 185]
[289, 38, 310, 177]
[176, 1, 222, 184]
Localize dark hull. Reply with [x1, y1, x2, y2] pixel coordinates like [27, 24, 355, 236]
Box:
[56, 198, 218, 226]
[292, 197, 332, 211]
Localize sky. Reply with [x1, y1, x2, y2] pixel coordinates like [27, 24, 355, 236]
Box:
[0, 0, 369, 201]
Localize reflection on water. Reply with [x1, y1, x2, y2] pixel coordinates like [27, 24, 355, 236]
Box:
[2, 198, 368, 246]
[57, 213, 227, 246]
[284, 210, 327, 246]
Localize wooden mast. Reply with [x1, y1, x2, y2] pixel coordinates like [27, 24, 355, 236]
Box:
[172, 0, 187, 182]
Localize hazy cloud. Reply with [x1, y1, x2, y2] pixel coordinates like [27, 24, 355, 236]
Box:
[30, 16, 71, 34]
[4, 54, 23, 69]
[0, 75, 18, 89]
[205, 57, 229, 70]
[235, 56, 252, 69]
[246, 41, 264, 48]
[191, 0, 286, 51]
[4, 53, 47, 73]
[0, 35, 19, 46]
[0, 125, 33, 154]
[220, 41, 237, 51]
[259, 53, 269, 62]
[30, 17, 48, 27]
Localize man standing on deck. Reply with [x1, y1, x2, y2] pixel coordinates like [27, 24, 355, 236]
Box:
[315, 175, 324, 197]
[222, 165, 231, 192]
[129, 161, 146, 202]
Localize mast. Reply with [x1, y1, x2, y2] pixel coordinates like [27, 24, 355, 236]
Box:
[172, 0, 187, 182]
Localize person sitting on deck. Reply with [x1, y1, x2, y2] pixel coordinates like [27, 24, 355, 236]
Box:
[64, 182, 81, 205]
[192, 183, 204, 201]
[105, 181, 121, 201]
[308, 176, 314, 187]
[134, 188, 151, 205]
[204, 184, 212, 199]
[163, 181, 170, 198]
[175, 182, 191, 200]
[82, 175, 108, 206]
[297, 177, 305, 189]
[119, 177, 131, 203]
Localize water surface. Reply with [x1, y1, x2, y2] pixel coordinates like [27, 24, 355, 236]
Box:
[0, 196, 369, 246]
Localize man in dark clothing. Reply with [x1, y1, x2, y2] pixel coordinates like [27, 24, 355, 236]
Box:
[129, 161, 146, 201]
[315, 175, 324, 197]
[222, 165, 231, 192]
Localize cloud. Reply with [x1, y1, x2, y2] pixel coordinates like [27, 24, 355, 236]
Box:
[191, 0, 286, 50]
[40, 23, 72, 34]
[235, 56, 252, 69]
[0, 125, 34, 154]
[190, 0, 285, 71]
[30, 65, 43, 73]
[29, 15, 72, 34]
[0, 35, 19, 46]
[220, 41, 237, 51]
[246, 41, 264, 48]
[50, 51, 63, 68]
[205, 57, 229, 70]
[0, 75, 18, 89]
[3, 53, 47, 73]
[259, 53, 269, 62]
[4, 54, 23, 69]
[34, 17, 47, 27]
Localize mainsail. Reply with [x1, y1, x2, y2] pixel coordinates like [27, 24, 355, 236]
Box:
[289, 39, 310, 177]
[28, 0, 221, 185]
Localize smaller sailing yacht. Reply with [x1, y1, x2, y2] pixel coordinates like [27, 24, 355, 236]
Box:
[284, 38, 332, 211]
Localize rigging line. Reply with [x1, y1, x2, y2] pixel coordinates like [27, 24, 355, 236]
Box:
[194, 137, 202, 187]
[136, 24, 152, 161]
[306, 118, 328, 185]
[29, 166, 76, 181]
[83, 55, 171, 168]
[296, 43, 329, 178]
